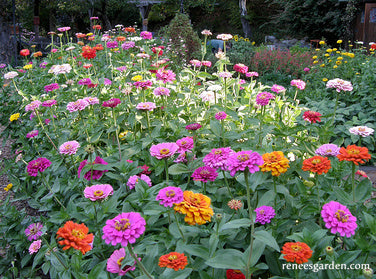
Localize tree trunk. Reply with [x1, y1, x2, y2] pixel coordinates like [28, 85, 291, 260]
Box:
[0, 18, 15, 64]
[239, 0, 252, 38]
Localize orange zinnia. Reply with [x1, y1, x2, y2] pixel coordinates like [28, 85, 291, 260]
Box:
[56, 221, 94, 255]
[174, 191, 214, 225]
[124, 27, 136, 33]
[259, 151, 290, 176]
[158, 252, 188, 271]
[302, 155, 331, 175]
[281, 242, 312, 264]
[116, 36, 126, 42]
[337, 145, 371, 165]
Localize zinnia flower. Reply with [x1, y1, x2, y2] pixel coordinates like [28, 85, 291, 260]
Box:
[156, 68, 176, 83]
[227, 150, 264, 177]
[315, 143, 340, 157]
[26, 130, 39, 139]
[349, 126, 374, 137]
[27, 157, 51, 176]
[107, 248, 136, 275]
[67, 99, 89, 112]
[203, 147, 235, 171]
[25, 100, 42, 112]
[84, 184, 114, 201]
[174, 191, 214, 225]
[321, 201, 357, 237]
[303, 111, 322, 123]
[59, 141, 80, 155]
[176, 137, 194, 153]
[102, 98, 121, 108]
[228, 199, 242, 210]
[215, 111, 227, 120]
[337, 145, 371, 165]
[153, 87, 170, 96]
[281, 242, 313, 264]
[270, 84, 285, 94]
[102, 212, 146, 246]
[326, 78, 353, 92]
[9, 113, 20, 122]
[156, 186, 184, 207]
[254, 205, 275, 224]
[256, 92, 275, 106]
[57, 221, 94, 255]
[140, 31, 152, 39]
[78, 156, 108, 180]
[150, 142, 179, 159]
[246, 71, 259, 78]
[302, 156, 331, 175]
[291, 79, 306, 90]
[226, 269, 245, 279]
[126, 174, 152, 189]
[42, 99, 57, 107]
[185, 123, 202, 130]
[136, 102, 156, 111]
[4, 71, 18, 79]
[259, 151, 290, 176]
[20, 49, 30, 56]
[191, 166, 218, 182]
[29, 240, 42, 254]
[158, 252, 188, 271]
[233, 63, 248, 74]
[25, 223, 43, 241]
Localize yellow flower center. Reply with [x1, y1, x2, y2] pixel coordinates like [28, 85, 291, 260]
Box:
[71, 229, 85, 239]
[214, 150, 222, 155]
[291, 245, 302, 251]
[64, 144, 72, 150]
[165, 190, 175, 197]
[259, 210, 265, 215]
[335, 209, 349, 223]
[160, 148, 170, 155]
[181, 141, 187, 145]
[358, 127, 366, 132]
[312, 159, 321, 164]
[115, 218, 131, 231]
[233, 270, 242, 274]
[168, 255, 177, 261]
[94, 190, 104, 197]
[200, 170, 210, 175]
[117, 257, 124, 266]
[237, 154, 249, 162]
[348, 149, 360, 155]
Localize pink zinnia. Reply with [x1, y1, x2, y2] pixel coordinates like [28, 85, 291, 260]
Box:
[256, 92, 275, 106]
[121, 41, 135, 50]
[29, 240, 42, 254]
[59, 140, 80, 155]
[102, 98, 121, 108]
[156, 186, 184, 207]
[254, 206, 275, 224]
[83, 96, 99, 105]
[156, 68, 176, 83]
[25, 100, 42, 112]
[321, 201, 357, 237]
[26, 130, 39, 139]
[78, 156, 108, 180]
[203, 147, 235, 171]
[84, 184, 114, 201]
[57, 27, 71, 32]
[176, 137, 194, 153]
[202, 61, 212, 67]
[106, 41, 118, 48]
[153, 87, 170, 96]
[150, 142, 179, 159]
[126, 174, 152, 189]
[25, 222, 43, 241]
[326, 78, 353, 92]
[190, 59, 202, 67]
[67, 99, 89, 112]
[215, 111, 227, 120]
[140, 31, 153, 39]
[107, 248, 136, 275]
[102, 212, 146, 246]
[133, 80, 153, 89]
[136, 102, 156, 111]
[78, 78, 93, 86]
[233, 63, 248, 74]
[246, 72, 259, 77]
[191, 166, 218, 182]
[44, 83, 59, 92]
[227, 150, 264, 177]
[218, 72, 233, 78]
[291, 79, 306, 90]
[27, 158, 51, 177]
[271, 84, 286, 94]
[303, 111, 322, 123]
[185, 123, 202, 130]
[42, 99, 57, 107]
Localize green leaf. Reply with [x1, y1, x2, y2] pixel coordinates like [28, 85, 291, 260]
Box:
[168, 164, 191, 175]
[181, 244, 209, 259]
[337, 250, 361, 264]
[254, 230, 280, 252]
[41, 262, 50, 275]
[90, 131, 103, 143]
[363, 212, 376, 234]
[210, 119, 222, 137]
[205, 249, 246, 270]
[244, 239, 266, 267]
[257, 190, 276, 207]
[159, 268, 192, 279]
[220, 218, 251, 232]
[355, 178, 372, 202]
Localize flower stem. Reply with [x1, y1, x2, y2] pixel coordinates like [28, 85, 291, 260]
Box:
[352, 163, 356, 202]
[164, 159, 169, 183]
[222, 170, 233, 199]
[331, 92, 340, 125]
[40, 172, 66, 210]
[127, 245, 154, 279]
[273, 177, 277, 210]
[244, 170, 255, 279]
[315, 175, 321, 226]
[41, 236, 68, 270]
[112, 108, 122, 161]
[78, 111, 90, 142]
[173, 210, 186, 242]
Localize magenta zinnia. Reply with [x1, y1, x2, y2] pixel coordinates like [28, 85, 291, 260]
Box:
[102, 212, 146, 246]
[321, 201, 357, 237]
[107, 248, 136, 275]
[25, 222, 43, 241]
[256, 92, 275, 106]
[136, 102, 156, 111]
[84, 184, 114, 201]
[78, 156, 108, 180]
[176, 137, 194, 153]
[191, 166, 218, 182]
[102, 98, 121, 108]
[227, 150, 264, 177]
[156, 68, 176, 83]
[254, 206, 275, 224]
[150, 142, 179, 159]
[203, 147, 235, 171]
[27, 158, 51, 176]
[156, 186, 184, 207]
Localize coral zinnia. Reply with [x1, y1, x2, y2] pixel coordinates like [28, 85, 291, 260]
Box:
[302, 155, 331, 175]
[281, 242, 313, 264]
[174, 191, 214, 225]
[337, 145, 371, 165]
[56, 221, 94, 255]
[259, 151, 289, 176]
[321, 201, 357, 237]
[226, 269, 245, 279]
[158, 252, 188, 271]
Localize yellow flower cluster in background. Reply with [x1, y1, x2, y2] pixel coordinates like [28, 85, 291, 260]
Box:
[4, 183, 13, 191]
[233, 34, 251, 43]
[9, 113, 20, 122]
[131, 75, 142, 82]
[23, 64, 33, 70]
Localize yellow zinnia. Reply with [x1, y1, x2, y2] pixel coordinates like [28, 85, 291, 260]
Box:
[333, 65, 338, 69]
[319, 41, 325, 45]
[4, 183, 13, 191]
[312, 56, 318, 59]
[326, 49, 333, 53]
[259, 151, 290, 177]
[320, 64, 325, 67]
[10, 113, 20, 122]
[337, 56, 343, 60]
[131, 75, 142, 82]
[23, 64, 32, 70]
[337, 40, 342, 44]
[322, 78, 328, 82]
[174, 191, 214, 225]
[336, 60, 342, 65]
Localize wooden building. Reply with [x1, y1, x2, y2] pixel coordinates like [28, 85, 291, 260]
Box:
[354, 0, 376, 45]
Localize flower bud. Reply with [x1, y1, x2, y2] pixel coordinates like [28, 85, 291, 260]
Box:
[363, 268, 373, 279]
[303, 180, 315, 187]
[215, 213, 223, 221]
[85, 144, 95, 154]
[325, 246, 334, 256]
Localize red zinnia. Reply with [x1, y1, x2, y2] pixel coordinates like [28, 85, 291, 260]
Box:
[20, 49, 30, 56]
[92, 25, 102, 30]
[303, 110, 322, 123]
[93, 44, 104, 51]
[371, 43, 376, 50]
[226, 269, 245, 279]
[281, 242, 312, 264]
[158, 252, 188, 271]
[302, 155, 331, 175]
[82, 46, 96, 60]
[337, 145, 371, 165]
